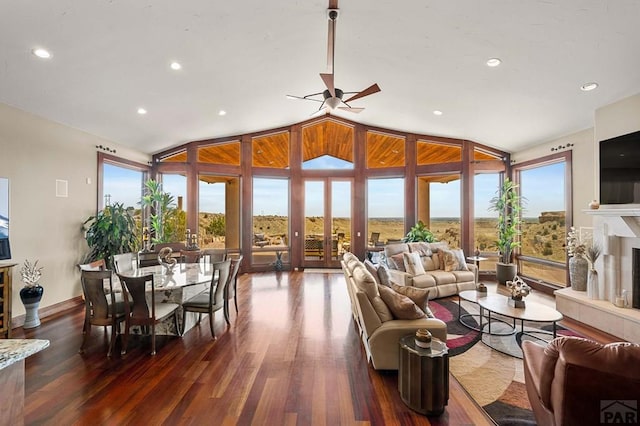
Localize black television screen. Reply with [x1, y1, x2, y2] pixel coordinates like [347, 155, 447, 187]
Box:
[599, 130, 640, 205]
[0, 237, 10, 260]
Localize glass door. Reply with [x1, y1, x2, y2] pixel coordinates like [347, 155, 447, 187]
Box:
[303, 179, 352, 268]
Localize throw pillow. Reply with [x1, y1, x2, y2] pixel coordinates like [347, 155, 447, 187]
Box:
[364, 260, 381, 286]
[429, 241, 450, 252]
[403, 252, 426, 276]
[391, 283, 430, 314]
[432, 252, 441, 270]
[451, 248, 469, 271]
[422, 255, 436, 271]
[377, 263, 392, 287]
[408, 242, 432, 257]
[352, 266, 394, 322]
[378, 285, 426, 320]
[388, 253, 406, 272]
[441, 249, 458, 272]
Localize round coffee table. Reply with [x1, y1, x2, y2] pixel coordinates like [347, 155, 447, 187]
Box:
[478, 296, 563, 357]
[458, 290, 516, 336]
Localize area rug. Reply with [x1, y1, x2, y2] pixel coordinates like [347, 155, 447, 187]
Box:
[429, 297, 583, 426]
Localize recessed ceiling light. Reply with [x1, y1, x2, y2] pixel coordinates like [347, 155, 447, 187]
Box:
[433, 110, 443, 116]
[32, 48, 52, 59]
[170, 61, 182, 70]
[137, 107, 147, 115]
[580, 82, 599, 92]
[486, 58, 501, 67]
[218, 110, 227, 116]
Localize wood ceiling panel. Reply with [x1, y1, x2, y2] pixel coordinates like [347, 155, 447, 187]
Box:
[302, 120, 354, 163]
[198, 141, 241, 165]
[252, 132, 290, 168]
[160, 151, 187, 163]
[418, 174, 461, 184]
[474, 149, 502, 161]
[366, 132, 405, 168]
[417, 141, 461, 165]
[198, 175, 235, 184]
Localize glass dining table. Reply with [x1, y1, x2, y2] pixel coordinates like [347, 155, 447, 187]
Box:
[117, 263, 218, 335]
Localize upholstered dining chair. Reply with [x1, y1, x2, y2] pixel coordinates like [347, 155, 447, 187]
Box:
[80, 269, 126, 357]
[117, 273, 180, 355]
[181, 260, 231, 338]
[202, 248, 227, 263]
[113, 252, 136, 274]
[180, 249, 202, 264]
[224, 256, 243, 324]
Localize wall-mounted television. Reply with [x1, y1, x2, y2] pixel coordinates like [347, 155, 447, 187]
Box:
[599, 130, 640, 205]
[0, 177, 10, 260]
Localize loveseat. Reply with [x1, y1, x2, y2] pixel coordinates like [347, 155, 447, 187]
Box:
[341, 252, 447, 370]
[523, 336, 640, 426]
[383, 242, 477, 300]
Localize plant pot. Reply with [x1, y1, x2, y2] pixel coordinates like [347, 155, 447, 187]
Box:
[496, 263, 517, 285]
[20, 285, 44, 328]
[569, 256, 588, 291]
[508, 296, 525, 308]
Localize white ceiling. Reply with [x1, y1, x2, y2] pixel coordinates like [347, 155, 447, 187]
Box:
[2, 1, 640, 155]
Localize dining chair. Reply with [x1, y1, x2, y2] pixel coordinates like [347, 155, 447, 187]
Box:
[224, 256, 243, 324]
[181, 259, 231, 338]
[180, 249, 202, 264]
[137, 251, 160, 268]
[202, 248, 227, 263]
[78, 259, 113, 333]
[80, 269, 126, 357]
[117, 273, 180, 355]
[113, 252, 136, 274]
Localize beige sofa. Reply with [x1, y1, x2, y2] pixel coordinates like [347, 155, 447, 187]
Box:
[341, 253, 447, 370]
[383, 242, 478, 300]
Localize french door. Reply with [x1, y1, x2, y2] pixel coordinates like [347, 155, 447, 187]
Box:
[303, 178, 352, 268]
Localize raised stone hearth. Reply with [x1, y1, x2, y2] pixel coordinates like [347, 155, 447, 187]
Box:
[554, 207, 640, 343]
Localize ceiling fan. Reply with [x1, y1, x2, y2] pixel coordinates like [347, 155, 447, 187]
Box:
[286, 0, 381, 115]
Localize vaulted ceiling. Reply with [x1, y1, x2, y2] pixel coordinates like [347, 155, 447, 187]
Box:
[2, 1, 640, 155]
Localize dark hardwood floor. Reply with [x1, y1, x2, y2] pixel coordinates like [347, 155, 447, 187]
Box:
[13, 271, 612, 425]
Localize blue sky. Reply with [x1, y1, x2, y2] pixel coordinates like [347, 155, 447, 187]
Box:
[103, 159, 565, 219]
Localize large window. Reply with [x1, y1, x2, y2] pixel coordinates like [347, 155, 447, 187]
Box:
[199, 175, 240, 250]
[474, 173, 501, 271]
[516, 157, 569, 287]
[102, 163, 145, 210]
[367, 178, 405, 243]
[158, 173, 187, 244]
[417, 175, 461, 248]
[252, 177, 289, 264]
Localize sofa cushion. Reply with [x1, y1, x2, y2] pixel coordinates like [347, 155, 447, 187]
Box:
[378, 285, 425, 320]
[377, 264, 392, 286]
[390, 283, 431, 316]
[441, 249, 469, 272]
[428, 270, 457, 285]
[431, 252, 441, 270]
[364, 260, 381, 285]
[451, 270, 476, 283]
[352, 266, 394, 322]
[388, 253, 406, 272]
[411, 273, 437, 289]
[407, 242, 432, 256]
[403, 252, 425, 276]
[346, 257, 361, 274]
[384, 242, 409, 258]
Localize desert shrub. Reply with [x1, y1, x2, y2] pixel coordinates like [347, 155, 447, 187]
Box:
[542, 247, 553, 256]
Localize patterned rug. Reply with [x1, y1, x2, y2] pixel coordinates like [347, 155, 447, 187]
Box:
[430, 297, 582, 426]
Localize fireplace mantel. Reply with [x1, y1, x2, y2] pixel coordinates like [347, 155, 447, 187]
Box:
[583, 208, 640, 238]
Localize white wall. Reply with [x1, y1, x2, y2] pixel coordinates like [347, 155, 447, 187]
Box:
[0, 103, 149, 320]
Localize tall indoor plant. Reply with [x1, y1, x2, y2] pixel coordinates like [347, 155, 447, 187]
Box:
[140, 179, 185, 244]
[489, 178, 523, 284]
[83, 202, 139, 269]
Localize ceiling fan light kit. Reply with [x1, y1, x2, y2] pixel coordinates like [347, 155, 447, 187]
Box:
[286, 1, 380, 115]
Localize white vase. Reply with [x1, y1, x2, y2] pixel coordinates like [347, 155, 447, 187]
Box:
[587, 269, 599, 300]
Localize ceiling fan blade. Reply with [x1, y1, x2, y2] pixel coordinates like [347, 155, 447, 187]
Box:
[338, 107, 364, 114]
[344, 83, 381, 103]
[310, 106, 328, 117]
[286, 94, 324, 103]
[320, 73, 335, 97]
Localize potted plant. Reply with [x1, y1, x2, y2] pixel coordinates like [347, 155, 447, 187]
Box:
[20, 259, 44, 328]
[403, 221, 436, 243]
[489, 178, 524, 284]
[83, 202, 139, 269]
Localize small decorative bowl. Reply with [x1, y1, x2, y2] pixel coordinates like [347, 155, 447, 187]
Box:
[414, 328, 432, 349]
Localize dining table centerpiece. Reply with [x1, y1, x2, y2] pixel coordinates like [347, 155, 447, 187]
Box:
[505, 276, 531, 308]
[19, 259, 44, 328]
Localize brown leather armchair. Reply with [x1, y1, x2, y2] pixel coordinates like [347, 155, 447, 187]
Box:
[522, 336, 640, 426]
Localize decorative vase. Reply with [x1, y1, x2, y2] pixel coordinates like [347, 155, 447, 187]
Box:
[20, 285, 44, 328]
[588, 199, 600, 210]
[508, 296, 526, 308]
[587, 269, 599, 300]
[274, 251, 283, 271]
[568, 256, 588, 291]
